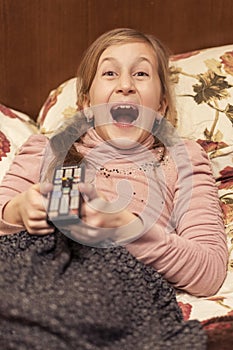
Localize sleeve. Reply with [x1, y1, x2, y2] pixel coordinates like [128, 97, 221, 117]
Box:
[0, 134, 49, 234]
[127, 140, 228, 297]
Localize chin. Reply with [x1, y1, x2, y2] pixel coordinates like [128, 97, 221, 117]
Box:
[106, 132, 148, 149]
[96, 124, 149, 149]
[107, 138, 138, 149]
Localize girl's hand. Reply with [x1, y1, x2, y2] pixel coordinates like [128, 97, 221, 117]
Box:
[3, 183, 55, 235]
[65, 183, 144, 247]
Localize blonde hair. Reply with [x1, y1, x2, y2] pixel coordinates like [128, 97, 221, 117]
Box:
[76, 28, 176, 126]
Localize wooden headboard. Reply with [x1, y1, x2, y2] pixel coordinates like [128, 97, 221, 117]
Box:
[0, 0, 233, 121]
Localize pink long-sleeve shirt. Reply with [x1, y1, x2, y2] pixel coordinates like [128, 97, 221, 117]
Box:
[0, 132, 228, 296]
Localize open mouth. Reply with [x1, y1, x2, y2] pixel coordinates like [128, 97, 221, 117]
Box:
[110, 104, 139, 126]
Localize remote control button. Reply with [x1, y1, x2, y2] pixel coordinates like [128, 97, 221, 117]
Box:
[55, 169, 63, 179]
[49, 197, 60, 211]
[59, 195, 69, 214]
[70, 195, 79, 209]
[74, 168, 81, 177]
[65, 168, 73, 177]
[62, 187, 71, 194]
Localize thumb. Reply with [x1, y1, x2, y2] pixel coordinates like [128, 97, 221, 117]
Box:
[37, 182, 53, 196]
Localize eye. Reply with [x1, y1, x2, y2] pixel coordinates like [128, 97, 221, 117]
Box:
[134, 71, 149, 77]
[102, 71, 117, 77]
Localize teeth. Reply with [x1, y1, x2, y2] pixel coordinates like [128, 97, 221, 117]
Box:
[110, 103, 139, 123]
[113, 104, 136, 110]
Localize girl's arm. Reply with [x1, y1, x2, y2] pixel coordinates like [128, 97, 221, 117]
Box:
[0, 134, 53, 235]
[127, 140, 228, 297]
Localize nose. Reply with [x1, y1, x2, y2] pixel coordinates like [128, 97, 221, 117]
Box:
[115, 73, 135, 95]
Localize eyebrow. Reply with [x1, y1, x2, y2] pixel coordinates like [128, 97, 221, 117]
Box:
[99, 56, 154, 66]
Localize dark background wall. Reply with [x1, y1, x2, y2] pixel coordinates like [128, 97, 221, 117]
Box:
[0, 0, 232, 119]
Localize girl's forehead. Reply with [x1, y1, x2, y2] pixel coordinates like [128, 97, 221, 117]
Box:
[99, 42, 158, 65]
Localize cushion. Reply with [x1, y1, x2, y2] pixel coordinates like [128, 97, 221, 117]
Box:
[0, 104, 37, 183]
[170, 44, 233, 147]
[37, 78, 78, 136]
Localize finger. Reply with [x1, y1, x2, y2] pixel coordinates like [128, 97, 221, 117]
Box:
[28, 227, 55, 235]
[78, 183, 99, 201]
[40, 182, 54, 196]
[84, 197, 122, 215]
[66, 224, 108, 244]
[25, 207, 49, 221]
[26, 218, 55, 235]
[84, 198, 109, 215]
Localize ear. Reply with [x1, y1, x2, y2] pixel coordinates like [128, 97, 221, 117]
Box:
[158, 96, 168, 116]
[83, 96, 94, 122]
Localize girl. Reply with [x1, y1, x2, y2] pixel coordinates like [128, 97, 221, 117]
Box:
[0, 28, 228, 297]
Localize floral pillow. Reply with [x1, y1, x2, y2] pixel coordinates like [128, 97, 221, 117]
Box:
[37, 78, 78, 136]
[170, 44, 233, 147]
[0, 104, 37, 183]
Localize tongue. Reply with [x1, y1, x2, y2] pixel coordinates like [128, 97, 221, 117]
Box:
[116, 115, 132, 124]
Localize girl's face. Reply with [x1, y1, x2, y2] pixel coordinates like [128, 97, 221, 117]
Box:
[88, 42, 167, 148]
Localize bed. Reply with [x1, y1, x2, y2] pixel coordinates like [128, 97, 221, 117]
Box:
[1, 0, 233, 347]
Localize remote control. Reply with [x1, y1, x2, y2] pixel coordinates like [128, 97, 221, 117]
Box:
[47, 164, 85, 226]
